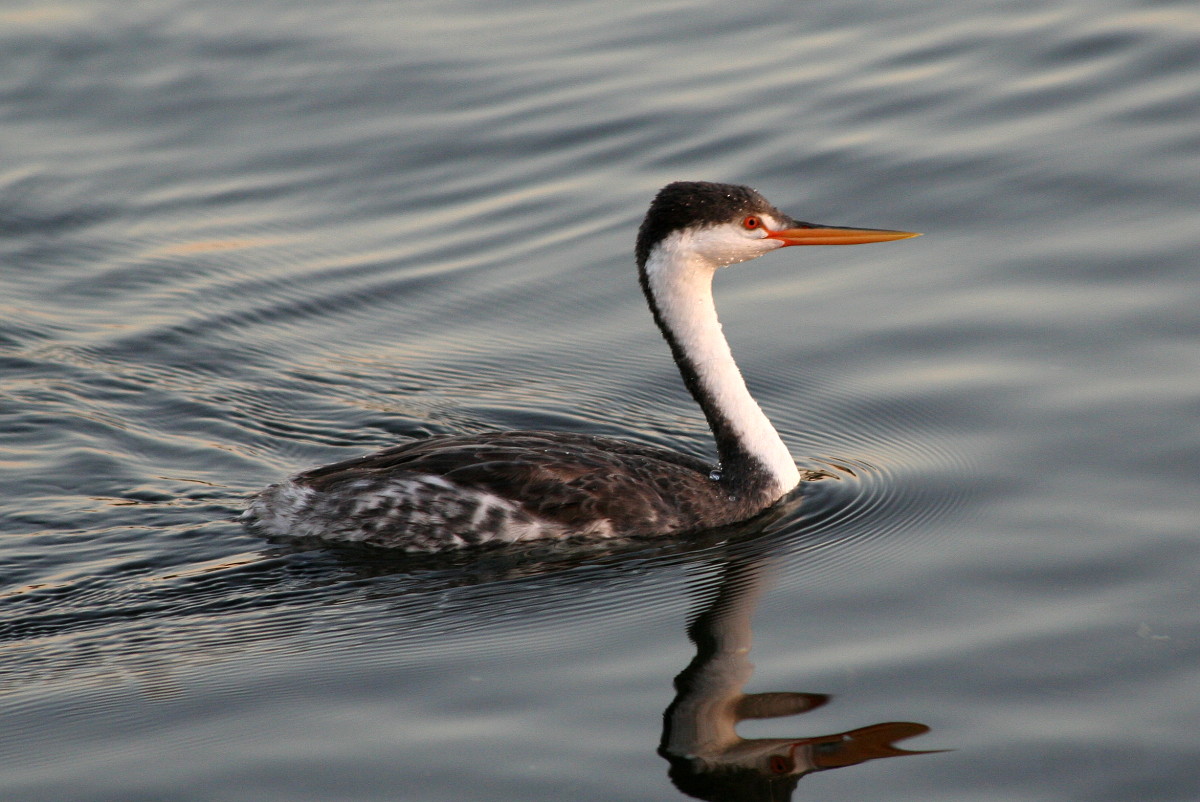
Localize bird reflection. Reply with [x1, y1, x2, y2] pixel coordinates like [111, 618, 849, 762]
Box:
[660, 554, 941, 801]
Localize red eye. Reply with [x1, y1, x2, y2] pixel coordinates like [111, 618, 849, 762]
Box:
[742, 216, 761, 230]
[769, 755, 791, 774]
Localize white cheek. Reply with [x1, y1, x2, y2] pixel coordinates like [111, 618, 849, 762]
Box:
[734, 237, 784, 267]
[691, 228, 781, 267]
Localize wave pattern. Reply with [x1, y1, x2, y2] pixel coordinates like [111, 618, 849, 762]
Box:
[3, 0, 1197, 798]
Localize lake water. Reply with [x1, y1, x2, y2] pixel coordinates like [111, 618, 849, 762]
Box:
[2, 0, 1198, 799]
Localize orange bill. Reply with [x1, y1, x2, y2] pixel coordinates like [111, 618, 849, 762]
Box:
[767, 223, 921, 246]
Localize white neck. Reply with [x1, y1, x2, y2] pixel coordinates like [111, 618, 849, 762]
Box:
[643, 235, 800, 495]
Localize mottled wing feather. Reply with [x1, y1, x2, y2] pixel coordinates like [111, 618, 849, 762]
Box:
[295, 431, 726, 534]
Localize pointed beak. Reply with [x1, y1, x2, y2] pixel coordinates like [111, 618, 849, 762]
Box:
[766, 222, 921, 246]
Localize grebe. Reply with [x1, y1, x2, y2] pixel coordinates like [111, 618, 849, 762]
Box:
[242, 182, 918, 551]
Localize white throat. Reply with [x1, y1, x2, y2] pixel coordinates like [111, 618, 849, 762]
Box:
[644, 232, 800, 495]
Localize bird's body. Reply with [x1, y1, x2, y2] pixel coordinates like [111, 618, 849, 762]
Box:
[242, 182, 917, 551]
[245, 431, 764, 551]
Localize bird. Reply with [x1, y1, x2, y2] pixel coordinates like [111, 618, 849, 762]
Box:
[241, 181, 918, 551]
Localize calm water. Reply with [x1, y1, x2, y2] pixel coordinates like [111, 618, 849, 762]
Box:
[2, 0, 1198, 799]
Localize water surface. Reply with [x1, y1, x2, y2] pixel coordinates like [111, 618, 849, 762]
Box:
[2, 0, 1198, 799]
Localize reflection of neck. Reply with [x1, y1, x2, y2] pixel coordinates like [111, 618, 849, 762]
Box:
[662, 558, 771, 757]
[662, 558, 828, 777]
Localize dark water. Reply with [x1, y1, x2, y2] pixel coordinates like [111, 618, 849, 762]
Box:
[3, 0, 1198, 799]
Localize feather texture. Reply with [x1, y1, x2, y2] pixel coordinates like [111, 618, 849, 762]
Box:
[245, 431, 781, 550]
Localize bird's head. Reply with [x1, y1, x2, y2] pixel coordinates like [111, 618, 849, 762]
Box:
[636, 181, 919, 271]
